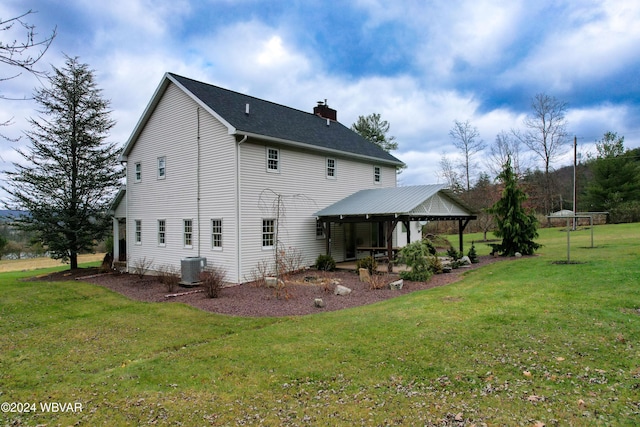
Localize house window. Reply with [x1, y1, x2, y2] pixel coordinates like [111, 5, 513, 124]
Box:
[183, 219, 193, 248]
[158, 219, 166, 246]
[262, 219, 275, 249]
[326, 158, 336, 179]
[267, 148, 279, 172]
[374, 166, 381, 183]
[211, 219, 222, 249]
[134, 162, 141, 182]
[316, 220, 325, 239]
[135, 220, 142, 244]
[157, 156, 166, 179]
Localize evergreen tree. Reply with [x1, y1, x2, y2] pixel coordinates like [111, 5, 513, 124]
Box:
[351, 113, 398, 152]
[585, 132, 640, 213]
[489, 158, 540, 256]
[3, 56, 122, 269]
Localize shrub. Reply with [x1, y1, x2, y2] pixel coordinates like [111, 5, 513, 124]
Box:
[200, 266, 227, 298]
[356, 256, 378, 275]
[368, 272, 389, 290]
[315, 254, 336, 271]
[397, 241, 432, 282]
[158, 265, 180, 292]
[276, 246, 304, 279]
[447, 246, 462, 261]
[428, 256, 443, 274]
[467, 242, 479, 264]
[132, 257, 154, 279]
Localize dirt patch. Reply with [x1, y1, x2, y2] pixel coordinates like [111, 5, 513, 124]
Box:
[32, 256, 503, 317]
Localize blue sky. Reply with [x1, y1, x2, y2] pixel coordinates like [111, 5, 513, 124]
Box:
[2, 0, 640, 189]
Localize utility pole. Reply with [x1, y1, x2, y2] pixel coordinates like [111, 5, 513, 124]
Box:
[573, 135, 577, 230]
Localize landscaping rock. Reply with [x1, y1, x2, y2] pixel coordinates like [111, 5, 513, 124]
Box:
[314, 298, 326, 308]
[459, 256, 472, 265]
[515, 252, 522, 258]
[358, 268, 370, 282]
[388, 279, 403, 290]
[334, 285, 352, 296]
[265, 277, 278, 288]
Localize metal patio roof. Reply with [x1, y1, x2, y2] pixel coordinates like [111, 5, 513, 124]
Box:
[314, 184, 476, 220]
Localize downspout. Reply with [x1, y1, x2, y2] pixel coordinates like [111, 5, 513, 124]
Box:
[236, 134, 248, 283]
[197, 107, 201, 257]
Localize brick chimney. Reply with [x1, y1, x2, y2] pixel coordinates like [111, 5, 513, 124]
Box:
[313, 99, 337, 121]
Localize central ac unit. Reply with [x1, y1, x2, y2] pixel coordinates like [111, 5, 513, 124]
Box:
[180, 257, 207, 285]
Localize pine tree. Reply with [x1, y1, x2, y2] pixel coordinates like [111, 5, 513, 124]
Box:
[3, 56, 122, 269]
[489, 158, 540, 256]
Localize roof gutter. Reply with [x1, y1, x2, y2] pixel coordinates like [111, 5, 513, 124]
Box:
[234, 131, 405, 168]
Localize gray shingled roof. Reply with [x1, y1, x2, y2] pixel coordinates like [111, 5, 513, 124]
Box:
[169, 73, 403, 165]
[315, 185, 476, 218]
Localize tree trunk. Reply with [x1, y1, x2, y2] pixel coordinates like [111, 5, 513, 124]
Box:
[70, 251, 78, 270]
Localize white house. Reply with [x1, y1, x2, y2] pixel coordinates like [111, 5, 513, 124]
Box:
[112, 73, 431, 284]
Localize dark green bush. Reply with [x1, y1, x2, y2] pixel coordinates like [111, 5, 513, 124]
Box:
[397, 241, 433, 282]
[315, 254, 336, 271]
[467, 242, 479, 264]
[447, 246, 462, 260]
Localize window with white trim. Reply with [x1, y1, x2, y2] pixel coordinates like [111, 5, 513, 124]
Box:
[157, 156, 166, 179]
[262, 219, 275, 248]
[326, 158, 336, 179]
[158, 219, 166, 246]
[183, 219, 193, 248]
[316, 220, 325, 239]
[134, 162, 141, 182]
[211, 219, 222, 249]
[135, 220, 142, 244]
[267, 147, 279, 172]
[374, 166, 381, 183]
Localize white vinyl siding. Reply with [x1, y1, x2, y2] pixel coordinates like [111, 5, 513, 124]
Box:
[126, 83, 238, 278]
[237, 141, 397, 281]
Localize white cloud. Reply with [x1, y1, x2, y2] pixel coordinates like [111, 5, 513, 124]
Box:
[500, 1, 640, 92]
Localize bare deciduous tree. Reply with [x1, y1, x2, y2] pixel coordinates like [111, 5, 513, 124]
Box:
[448, 119, 486, 191]
[1, 9, 56, 93]
[438, 154, 463, 193]
[488, 130, 524, 178]
[513, 93, 568, 213]
[1, 9, 56, 136]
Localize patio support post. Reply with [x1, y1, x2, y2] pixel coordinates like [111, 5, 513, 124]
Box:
[386, 218, 400, 273]
[112, 217, 120, 263]
[325, 220, 332, 256]
[404, 220, 411, 245]
[458, 218, 472, 252]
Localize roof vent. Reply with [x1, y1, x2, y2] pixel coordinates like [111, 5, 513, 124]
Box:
[245, 103, 250, 115]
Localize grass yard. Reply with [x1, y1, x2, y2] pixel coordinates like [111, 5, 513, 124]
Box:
[1, 224, 639, 426]
[0, 253, 105, 273]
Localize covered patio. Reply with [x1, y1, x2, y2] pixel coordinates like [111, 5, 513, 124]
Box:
[315, 184, 477, 272]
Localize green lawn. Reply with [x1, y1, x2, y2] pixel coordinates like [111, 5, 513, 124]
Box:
[1, 224, 639, 426]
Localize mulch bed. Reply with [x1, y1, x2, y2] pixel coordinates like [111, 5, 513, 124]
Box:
[31, 256, 503, 317]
